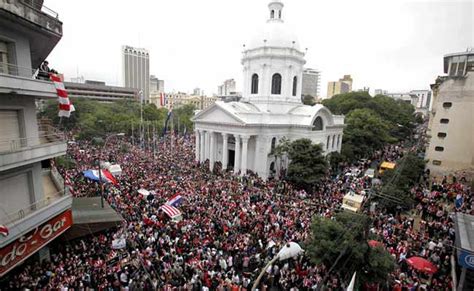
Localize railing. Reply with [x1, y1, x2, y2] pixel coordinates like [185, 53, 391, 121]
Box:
[0, 190, 66, 226]
[0, 62, 38, 79]
[20, 0, 59, 19]
[0, 130, 65, 154]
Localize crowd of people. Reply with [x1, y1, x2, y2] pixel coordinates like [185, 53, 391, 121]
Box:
[2, 123, 472, 290]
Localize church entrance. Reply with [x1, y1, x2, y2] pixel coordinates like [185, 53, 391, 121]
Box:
[228, 150, 235, 169]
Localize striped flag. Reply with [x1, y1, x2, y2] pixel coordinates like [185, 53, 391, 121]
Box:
[0, 225, 8, 236]
[161, 204, 181, 219]
[160, 92, 166, 106]
[65, 173, 75, 195]
[50, 73, 74, 118]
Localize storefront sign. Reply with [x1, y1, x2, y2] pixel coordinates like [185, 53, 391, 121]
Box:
[0, 209, 73, 276]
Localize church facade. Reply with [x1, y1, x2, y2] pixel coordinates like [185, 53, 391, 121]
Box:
[193, 0, 345, 179]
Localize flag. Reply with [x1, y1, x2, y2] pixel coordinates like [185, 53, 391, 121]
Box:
[0, 225, 9, 237]
[50, 73, 74, 118]
[166, 194, 183, 207]
[455, 194, 463, 208]
[83, 169, 118, 185]
[160, 92, 166, 107]
[346, 272, 356, 291]
[161, 204, 181, 219]
[162, 108, 173, 136]
[111, 238, 127, 249]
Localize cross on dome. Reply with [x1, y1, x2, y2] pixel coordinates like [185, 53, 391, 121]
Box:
[268, 0, 284, 22]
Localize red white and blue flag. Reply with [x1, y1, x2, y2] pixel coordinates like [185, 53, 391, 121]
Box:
[166, 194, 183, 207]
[161, 204, 181, 219]
[83, 169, 118, 185]
[0, 225, 8, 237]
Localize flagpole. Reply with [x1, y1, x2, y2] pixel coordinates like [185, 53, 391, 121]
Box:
[139, 90, 144, 150]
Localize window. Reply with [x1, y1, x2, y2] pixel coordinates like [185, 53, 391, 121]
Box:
[337, 135, 341, 147]
[437, 132, 447, 138]
[278, 10, 281, 18]
[326, 136, 330, 149]
[271, 73, 282, 95]
[0, 41, 9, 74]
[432, 160, 442, 166]
[435, 146, 444, 152]
[457, 56, 467, 75]
[332, 135, 335, 149]
[312, 117, 323, 131]
[440, 118, 449, 124]
[292, 76, 297, 96]
[467, 56, 474, 72]
[271, 137, 276, 152]
[271, 10, 275, 19]
[251, 74, 259, 94]
[443, 102, 452, 108]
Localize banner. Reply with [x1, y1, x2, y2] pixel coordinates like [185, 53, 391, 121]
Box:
[112, 238, 127, 250]
[0, 210, 73, 276]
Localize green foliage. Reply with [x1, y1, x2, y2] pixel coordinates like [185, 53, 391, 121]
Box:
[54, 156, 75, 169]
[378, 152, 426, 210]
[343, 108, 395, 161]
[286, 139, 328, 190]
[307, 211, 395, 286]
[39, 99, 195, 140]
[322, 92, 416, 162]
[302, 94, 316, 106]
[328, 151, 345, 172]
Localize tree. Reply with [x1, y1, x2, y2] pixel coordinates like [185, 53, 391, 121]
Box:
[286, 139, 328, 190]
[343, 108, 395, 161]
[306, 212, 395, 288]
[302, 94, 316, 106]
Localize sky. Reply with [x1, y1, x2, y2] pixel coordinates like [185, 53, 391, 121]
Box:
[44, 0, 473, 97]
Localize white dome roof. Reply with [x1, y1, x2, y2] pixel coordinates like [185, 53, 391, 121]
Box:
[247, 21, 301, 51]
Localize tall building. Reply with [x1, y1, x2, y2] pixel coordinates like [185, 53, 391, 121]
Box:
[193, 87, 203, 96]
[217, 79, 236, 96]
[426, 50, 474, 178]
[150, 75, 164, 94]
[327, 74, 353, 98]
[0, 0, 73, 276]
[410, 89, 432, 109]
[302, 68, 321, 98]
[122, 45, 150, 102]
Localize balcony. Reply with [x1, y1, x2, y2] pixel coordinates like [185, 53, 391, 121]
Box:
[0, 124, 67, 172]
[0, 167, 72, 247]
[0, 63, 57, 98]
[0, 0, 62, 69]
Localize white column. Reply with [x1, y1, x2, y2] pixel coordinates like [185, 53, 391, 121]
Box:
[222, 133, 229, 171]
[234, 135, 241, 174]
[209, 131, 215, 171]
[195, 130, 200, 162]
[200, 131, 205, 163]
[241, 135, 249, 176]
[205, 131, 210, 161]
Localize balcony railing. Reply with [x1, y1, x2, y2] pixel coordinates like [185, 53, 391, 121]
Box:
[0, 126, 65, 154]
[20, 0, 59, 19]
[0, 190, 67, 225]
[0, 62, 38, 79]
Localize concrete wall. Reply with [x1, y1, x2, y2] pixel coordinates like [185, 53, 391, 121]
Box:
[426, 73, 474, 176]
[0, 25, 32, 76]
[0, 94, 39, 145]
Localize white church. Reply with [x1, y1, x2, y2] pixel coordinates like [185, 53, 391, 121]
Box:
[193, 0, 345, 179]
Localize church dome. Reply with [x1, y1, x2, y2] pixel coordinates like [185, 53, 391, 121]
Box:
[246, 1, 301, 52]
[247, 21, 301, 51]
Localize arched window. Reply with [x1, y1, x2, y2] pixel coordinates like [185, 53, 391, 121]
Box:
[326, 136, 330, 149]
[278, 10, 282, 19]
[271, 137, 277, 152]
[251, 74, 259, 94]
[332, 135, 335, 149]
[312, 117, 323, 131]
[271, 73, 282, 95]
[271, 10, 275, 19]
[292, 76, 297, 96]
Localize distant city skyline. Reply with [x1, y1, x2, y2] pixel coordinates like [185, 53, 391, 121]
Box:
[44, 0, 472, 96]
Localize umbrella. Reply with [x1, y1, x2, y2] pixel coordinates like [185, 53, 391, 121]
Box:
[368, 240, 384, 248]
[406, 257, 438, 274]
[277, 242, 303, 261]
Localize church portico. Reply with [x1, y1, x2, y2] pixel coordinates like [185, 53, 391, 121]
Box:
[193, 0, 345, 180]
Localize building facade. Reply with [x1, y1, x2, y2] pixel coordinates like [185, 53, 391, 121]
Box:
[64, 80, 138, 102]
[122, 45, 150, 102]
[217, 79, 237, 96]
[426, 50, 474, 178]
[385, 92, 419, 107]
[302, 68, 321, 99]
[193, 0, 344, 180]
[0, 0, 72, 276]
[150, 75, 164, 94]
[150, 92, 217, 110]
[327, 75, 352, 98]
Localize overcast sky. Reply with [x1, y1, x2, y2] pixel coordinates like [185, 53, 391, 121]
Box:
[44, 0, 472, 97]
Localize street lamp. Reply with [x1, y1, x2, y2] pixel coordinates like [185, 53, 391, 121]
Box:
[98, 133, 125, 208]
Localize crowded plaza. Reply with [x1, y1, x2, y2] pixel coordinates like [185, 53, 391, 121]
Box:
[1, 122, 472, 290]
